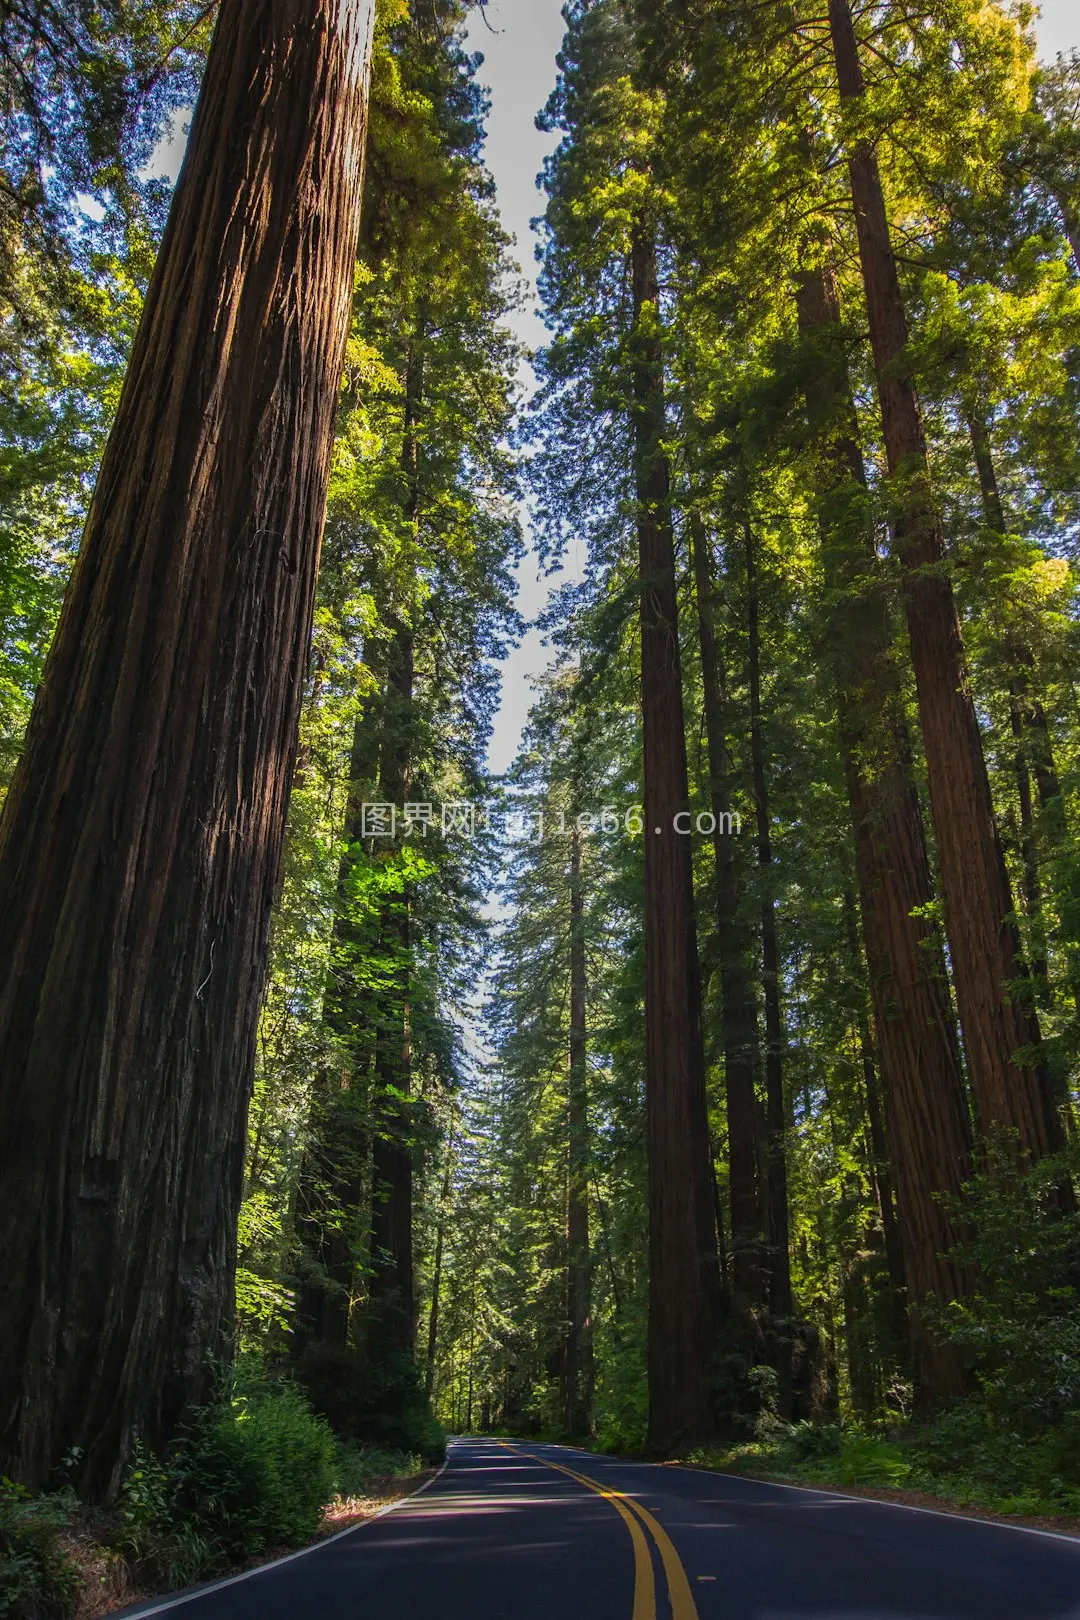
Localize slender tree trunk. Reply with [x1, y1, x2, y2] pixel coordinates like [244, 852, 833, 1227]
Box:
[563, 823, 593, 1435]
[843, 889, 909, 1361]
[1008, 694, 1049, 988]
[295, 699, 382, 1351]
[966, 410, 1055, 993]
[632, 221, 721, 1451]
[1051, 193, 1080, 273]
[0, 0, 375, 1497]
[742, 521, 794, 1415]
[367, 623, 416, 1355]
[828, 0, 1062, 1161]
[795, 261, 972, 1400]
[689, 510, 762, 1307]
[857, 1012, 910, 1355]
[365, 327, 425, 1357]
[426, 1149, 454, 1401]
[592, 1178, 625, 1332]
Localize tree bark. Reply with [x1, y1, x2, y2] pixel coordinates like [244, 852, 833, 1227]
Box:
[294, 694, 382, 1352]
[828, 0, 1062, 1161]
[426, 1148, 454, 1402]
[965, 410, 1055, 994]
[563, 821, 593, 1435]
[632, 221, 722, 1452]
[795, 260, 972, 1400]
[744, 520, 794, 1416]
[365, 327, 424, 1359]
[688, 510, 762, 1309]
[0, 0, 375, 1497]
[366, 622, 416, 1356]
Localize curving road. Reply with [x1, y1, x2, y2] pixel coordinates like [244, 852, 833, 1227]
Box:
[113, 1436, 1080, 1619]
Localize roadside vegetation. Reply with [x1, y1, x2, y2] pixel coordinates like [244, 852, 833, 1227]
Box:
[680, 1147, 1080, 1521]
[1, 1371, 435, 1619]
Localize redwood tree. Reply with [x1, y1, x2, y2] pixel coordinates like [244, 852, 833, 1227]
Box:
[0, 0, 376, 1496]
[632, 222, 723, 1451]
[563, 819, 593, 1435]
[689, 508, 762, 1314]
[796, 261, 973, 1399]
[827, 0, 1062, 1161]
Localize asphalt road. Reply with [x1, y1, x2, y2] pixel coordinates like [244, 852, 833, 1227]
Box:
[113, 1436, 1080, 1620]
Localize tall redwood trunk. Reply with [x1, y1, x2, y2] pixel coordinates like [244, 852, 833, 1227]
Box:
[367, 623, 416, 1355]
[828, 0, 1062, 1160]
[0, 0, 375, 1496]
[366, 331, 424, 1357]
[425, 1147, 454, 1401]
[632, 222, 721, 1451]
[563, 822, 593, 1435]
[295, 700, 381, 1351]
[688, 510, 762, 1308]
[796, 262, 972, 1399]
[743, 521, 794, 1414]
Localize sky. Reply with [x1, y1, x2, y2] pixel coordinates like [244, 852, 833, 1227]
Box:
[472, 0, 1080, 776]
[461, 0, 568, 775]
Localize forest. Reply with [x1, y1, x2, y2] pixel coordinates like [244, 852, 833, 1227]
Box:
[1, 0, 1079, 1613]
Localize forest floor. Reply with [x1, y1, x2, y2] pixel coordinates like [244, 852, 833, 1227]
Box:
[65, 1466, 436, 1619]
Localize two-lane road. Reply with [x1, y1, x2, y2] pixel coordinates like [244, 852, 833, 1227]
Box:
[115, 1437, 1080, 1619]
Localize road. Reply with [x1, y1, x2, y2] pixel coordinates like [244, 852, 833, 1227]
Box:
[114, 1436, 1080, 1619]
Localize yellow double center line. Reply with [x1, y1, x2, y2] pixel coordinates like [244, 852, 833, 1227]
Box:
[499, 1443, 700, 1620]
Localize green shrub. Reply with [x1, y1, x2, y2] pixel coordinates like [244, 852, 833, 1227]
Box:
[779, 1421, 843, 1463]
[294, 1346, 445, 1464]
[906, 1401, 1080, 1513]
[834, 1433, 911, 1487]
[169, 1387, 336, 1560]
[115, 1442, 170, 1561]
[0, 1481, 79, 1620]
[927, 1143, 1080, 1432]
[332, 1445, 423, 1498]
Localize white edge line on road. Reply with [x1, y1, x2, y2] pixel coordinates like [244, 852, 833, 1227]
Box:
[528, 1441, 1080, 1550]
[657, 1460, 1080, 1548]
[116, 1454, 453, 1617]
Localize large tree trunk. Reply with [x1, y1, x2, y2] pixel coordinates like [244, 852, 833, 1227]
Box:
[795, 261, 972, 1401]
[828, 0, 1062, 1161]
[688, 510, 762, 1309]
[632, 222, 722, 1452]
[743, 520, 794, 1415]
[563, 822, 593, 1436]
[0, 0, 375, 1497]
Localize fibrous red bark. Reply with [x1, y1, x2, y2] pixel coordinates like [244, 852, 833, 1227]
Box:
[796, 261, 973, 1400]
[632, 222, 722, 1452]
[828, 0, 1062, 1162]
[0, 0, 376, 1496]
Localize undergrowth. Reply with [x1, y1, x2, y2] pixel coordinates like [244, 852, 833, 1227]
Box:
[0, 1383, 429, 1620]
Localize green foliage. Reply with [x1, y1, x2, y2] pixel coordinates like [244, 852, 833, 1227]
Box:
[295, 1346, 445, 1465]
[832, 1433, 911, 1488]
[333, 1445, 425, 1498]
[907, 1404, 1080, 1515]
[930, 1145, 1080, 1429]
[166, 1388, 337, 1563]
[0, 1481, 78, 1620]
[106, 1384, 338, 1589]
